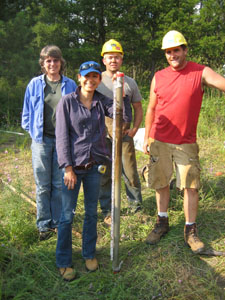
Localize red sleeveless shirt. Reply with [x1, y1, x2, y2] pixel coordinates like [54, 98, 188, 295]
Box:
[150, 61, 205, 144]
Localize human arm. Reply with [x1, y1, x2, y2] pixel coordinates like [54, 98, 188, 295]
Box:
[124, 101, 143, 138]
[143, 76, 157, 154]
[103, 94, 132, 123]
[55, 96, 73, 168]
[21, 83, 31, 131]
[202, 67, 225, 92]
[123, 76, 143, 137]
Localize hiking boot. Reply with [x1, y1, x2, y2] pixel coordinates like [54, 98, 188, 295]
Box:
[145, 216, 169, 245]
[184, 223, 205, 253]
[59, 267, 76, 281]
[104, 216, 111, 226]
[52, 228, 58, 234]
[128, 204, 142, 214]
[85, 258, 99, 272]
[39, 230, 54, 241]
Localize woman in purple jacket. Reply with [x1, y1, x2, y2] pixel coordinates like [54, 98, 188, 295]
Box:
[55, 61, 131, 281]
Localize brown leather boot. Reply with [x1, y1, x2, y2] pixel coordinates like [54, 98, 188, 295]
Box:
[104, 216, 111, 226]
[184, 223, 205, 253]
[145, 216, 169, 244]
[85, 258, 99, 272]
[59, 267, 76, 281]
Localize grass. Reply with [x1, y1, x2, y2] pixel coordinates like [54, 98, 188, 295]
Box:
[0, 95, 224, 300]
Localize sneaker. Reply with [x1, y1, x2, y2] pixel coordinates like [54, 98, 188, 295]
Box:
[145, 216, 169, 245]
[39, 230, 54, 241]
[104, 216, 112, 226]
[184, 223, 205, 253]
[59, 267, 76, 281]
[85, 258, 98, 272]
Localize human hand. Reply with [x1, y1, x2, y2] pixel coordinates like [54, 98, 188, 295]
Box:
[123, 128, 137, 138]
[143, 138, 150, 155]
[64, 166, 77, 190]
[112, 73, 117, 81]
[112, 72, 124, 82]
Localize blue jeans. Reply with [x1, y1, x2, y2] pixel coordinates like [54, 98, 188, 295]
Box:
[99, 136, 142, 216]
[31, 136, 62, 232]
[56, 165, 101, 268]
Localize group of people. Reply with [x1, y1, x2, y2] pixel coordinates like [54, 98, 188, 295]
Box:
[22, 30, 225, 281]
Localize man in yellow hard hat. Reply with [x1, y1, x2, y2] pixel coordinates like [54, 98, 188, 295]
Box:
[98, 39, 143, 225]
[143, 30, 225, 253]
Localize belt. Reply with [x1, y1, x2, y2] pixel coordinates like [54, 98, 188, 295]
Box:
[74, 161, 97, 170]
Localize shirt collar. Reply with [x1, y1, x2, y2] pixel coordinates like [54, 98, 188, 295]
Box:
[76, 86, 99, 108]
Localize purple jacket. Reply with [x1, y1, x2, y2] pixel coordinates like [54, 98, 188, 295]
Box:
[56, 87, 131, 168]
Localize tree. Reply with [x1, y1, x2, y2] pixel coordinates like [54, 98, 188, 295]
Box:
[191, 0, 225, 68]
[0, 0, 224, 126]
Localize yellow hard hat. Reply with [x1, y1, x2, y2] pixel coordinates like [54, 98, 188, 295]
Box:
[101, 39, 124, 56]
[161, 30, 187, 50]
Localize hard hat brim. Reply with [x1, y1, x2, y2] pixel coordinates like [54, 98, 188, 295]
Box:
[161, 42, 187, 50]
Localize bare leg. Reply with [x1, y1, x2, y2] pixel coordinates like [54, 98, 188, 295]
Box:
[156, 185, 170, 212]
[183, 188, 198, 223]
[183, 188, 204, 253]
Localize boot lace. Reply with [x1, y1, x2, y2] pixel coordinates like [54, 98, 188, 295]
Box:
[189, 227, 200, 242]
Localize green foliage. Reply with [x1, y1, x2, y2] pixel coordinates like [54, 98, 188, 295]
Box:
[0, 10, 38, 126]
[198, 95, 225, 138]
[0, 0, 31, 21]
[0, 77, 27, 127]
[191, 0, 225, 68]
[0, 11, 38, 82]
[0, 0, 224, 126]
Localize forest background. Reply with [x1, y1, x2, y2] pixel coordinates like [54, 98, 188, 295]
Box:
[0, 1, 225, 299]
[0, 0, 225, 127]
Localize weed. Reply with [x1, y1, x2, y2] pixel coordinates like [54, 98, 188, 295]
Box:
[0, 95, 224, 299]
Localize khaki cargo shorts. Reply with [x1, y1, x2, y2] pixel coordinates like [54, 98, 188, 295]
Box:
[147, 139, 201, 190]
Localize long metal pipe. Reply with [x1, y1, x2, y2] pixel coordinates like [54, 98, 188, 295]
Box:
[111, 72, 124, 272]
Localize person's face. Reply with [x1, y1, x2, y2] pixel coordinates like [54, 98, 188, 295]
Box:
[165, 46, 187, 71]
[102, 53, 123, 73]
[78, 72, 101, 93]
[43, 56, 61, 76]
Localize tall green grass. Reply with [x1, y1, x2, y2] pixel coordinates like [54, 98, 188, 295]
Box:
[0, 94, 224, 300]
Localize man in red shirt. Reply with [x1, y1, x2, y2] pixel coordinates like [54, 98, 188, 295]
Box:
[143, 30, 225, 253]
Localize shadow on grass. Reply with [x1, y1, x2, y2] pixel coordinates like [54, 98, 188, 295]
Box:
[1, 232, 224, 300]
[1, 174, 224, 299]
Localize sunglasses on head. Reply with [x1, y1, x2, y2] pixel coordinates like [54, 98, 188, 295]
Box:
[80, 63, 101, 72]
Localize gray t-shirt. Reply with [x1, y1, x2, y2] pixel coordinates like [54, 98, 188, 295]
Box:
[97, 72, 142, 103]
[97, 71, 142, 137]
[44, 76, 62, 137]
